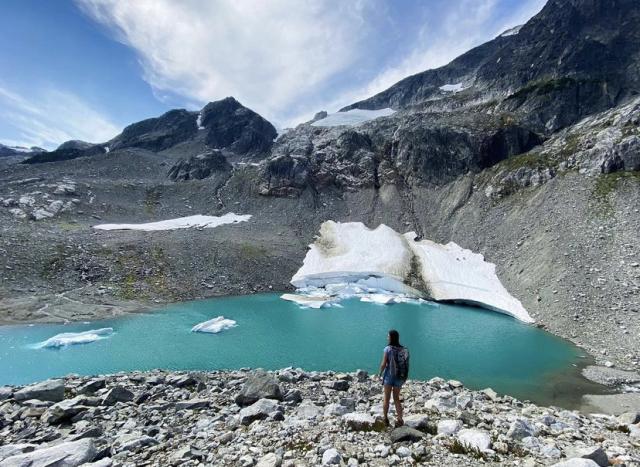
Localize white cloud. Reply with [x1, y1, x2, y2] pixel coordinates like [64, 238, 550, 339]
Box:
[78, 0, 380, 126]
[0, 85, 121, 150]
[77, 0, 546, 128]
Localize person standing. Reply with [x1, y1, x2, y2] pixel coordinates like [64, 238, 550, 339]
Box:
[378, 329, 409, 427]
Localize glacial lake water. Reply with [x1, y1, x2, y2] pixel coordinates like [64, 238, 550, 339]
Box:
[0, 293, 605, 408]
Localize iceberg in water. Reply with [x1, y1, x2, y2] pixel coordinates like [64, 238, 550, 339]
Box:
[191, 316, 237, 334]
[286, 221, 534, 323]
[35, 328, 114, 348]
[93, 213, 251, 231]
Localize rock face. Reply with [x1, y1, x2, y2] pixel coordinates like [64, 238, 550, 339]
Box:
[199, 97, 277, 156]
[23, 141, 105, 164]
[109, 109, 197, 153]
[167, 150, 231, 182]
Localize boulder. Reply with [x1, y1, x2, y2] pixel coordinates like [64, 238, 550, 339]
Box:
[76, 379, 106, 395]
[167, 150, 231, 182]
[14, 379, 64, 403]
[256, 452, 281, 467]
[0, 439, 96, 467]
[404, 414, 430, 431]
[618, 411, 640, 425]
[457, 429, 491, 452]
[0, 387, 12, 401]
[322, 448, 342, 465]
[437, 419, 463, 435]
[565, 446, 609, 467]
[239, 398, 283, 425]
[324, 403, 351, 417]
[294, 400, 323, 419]
[480, 388, 498, 401]
[550, 459, 600, 467]
[342, 413, 383, 432]
[0, 445, 37, 462]
[102, 386, 134, 405]
[390, 426, 426, 443]
[42, 396, 90, 424]
[235, 370, 283, 406]
[175, 398, 210, 410]
[507, 418, 536, 440]
[113, 434, 159, 453]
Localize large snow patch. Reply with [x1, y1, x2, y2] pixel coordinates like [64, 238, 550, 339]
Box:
[311, 108, 395, 127]
[286, 221, 533, 323]
[93, 213, 251, 231]
[34, 328, 114, 348]
[405, 234, 533, 323]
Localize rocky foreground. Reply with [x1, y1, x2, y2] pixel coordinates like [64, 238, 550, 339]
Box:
[1, 370, 639, 466]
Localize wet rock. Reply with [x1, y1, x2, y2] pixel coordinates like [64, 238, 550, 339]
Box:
[235, 370, 283, 406]
[0, 438, 96, 467]
[14, 379, 64, 403]
[390, 426, 426, 443]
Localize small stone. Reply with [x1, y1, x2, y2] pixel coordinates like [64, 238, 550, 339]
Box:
[403, 414, 430, 430]
[566, 446, 609, 467]
[395, 446, 411, 458]
[256, 452, 281, 467]
[175, 398, 209, 410]
[480, 388, 498, 401]
[342, 413, 383, 431]
[322, 448, 342, 465]
[507, 418, 536, 440]
[239, 398, 283, 425]
[618, 411, 640, 425]
[102, 386, 134, 405]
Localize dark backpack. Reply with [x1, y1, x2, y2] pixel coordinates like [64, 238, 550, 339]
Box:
[393, 346, 410, 380]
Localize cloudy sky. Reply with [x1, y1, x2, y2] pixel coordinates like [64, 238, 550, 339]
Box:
[0, 0, 546, 149]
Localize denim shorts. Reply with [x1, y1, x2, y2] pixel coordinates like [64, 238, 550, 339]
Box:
[382, 369, 405, 388]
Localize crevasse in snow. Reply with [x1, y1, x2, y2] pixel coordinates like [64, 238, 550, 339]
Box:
[93, 213, 251, 231]
[286, 221, 534, 323]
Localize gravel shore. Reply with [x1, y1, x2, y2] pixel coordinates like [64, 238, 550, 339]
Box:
[1, 369, 639, 466]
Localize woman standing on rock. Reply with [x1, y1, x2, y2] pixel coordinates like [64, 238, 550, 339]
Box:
[378, 329, 409, 427]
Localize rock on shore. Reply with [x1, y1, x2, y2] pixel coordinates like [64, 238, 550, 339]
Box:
[1, 369, 639, 466]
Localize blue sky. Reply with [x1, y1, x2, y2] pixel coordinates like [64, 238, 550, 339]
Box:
[0, 0, 546, 150]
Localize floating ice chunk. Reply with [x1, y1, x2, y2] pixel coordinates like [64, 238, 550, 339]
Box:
[311, 108, 395, 127]
[359, 294, 398, 305]
[405, 234, 534, 323]
[35, 328, 114, 348]
[93, 213, 251, 231]
[281, 293, 337, 309]
[291, 221, 419, 296]
[439, 83, 465, 93]
[191, 316, 237, 334]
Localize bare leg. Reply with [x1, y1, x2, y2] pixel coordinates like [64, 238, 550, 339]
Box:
[383, 385, 392, 425]
[392, 387, 403, 425]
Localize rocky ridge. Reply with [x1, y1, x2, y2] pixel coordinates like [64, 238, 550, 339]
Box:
[1, 369, 639, 467]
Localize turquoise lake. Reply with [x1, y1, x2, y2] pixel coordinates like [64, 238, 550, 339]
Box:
[0, 293, 604, 407]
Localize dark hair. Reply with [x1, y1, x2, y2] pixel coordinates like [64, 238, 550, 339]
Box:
[388, 329, 401, 347]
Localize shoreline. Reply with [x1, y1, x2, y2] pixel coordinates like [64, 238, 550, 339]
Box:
[2, 290, 639, 407]
[1, 369, 639, 466]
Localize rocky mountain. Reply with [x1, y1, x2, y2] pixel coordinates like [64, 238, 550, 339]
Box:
[0, 143, 45, 158]
[0, 0, 638, 376]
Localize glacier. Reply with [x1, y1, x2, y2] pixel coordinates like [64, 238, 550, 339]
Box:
[93, 213, 251, 231]
[439, 83, 465, 93]
[191, 316, 237, 334]
[311, 108, 396, 127]
[286, 221, 534, 323]
[34, 328, 114, 348]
